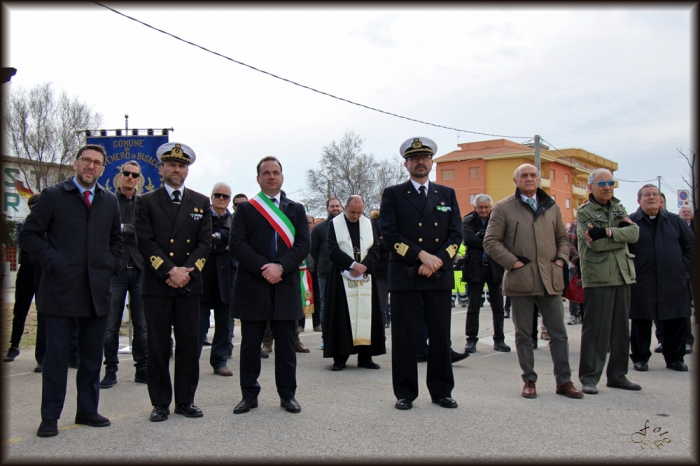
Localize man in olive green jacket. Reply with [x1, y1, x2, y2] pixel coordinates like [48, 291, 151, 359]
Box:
[577, 168, 641, 395]
[484, 164, 582, 400]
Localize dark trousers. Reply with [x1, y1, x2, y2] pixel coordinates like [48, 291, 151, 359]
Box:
[465, 266, 504, 342]
[35, 313, 78, 365]
[199, 299, 231, 370]
[104, 267, 147, 373]
[9, 263, 36, 349]
[416, 307, 429, 358]
[143, 295, 200, 407]
[227, 268, 238, 357]
[631, 318, 686, 365]
[310, 270, 321, 328]
[240, 319, 297, 399]
[391, 290, 454, 401]
[375, 277, 389, 327]
[41, 313, 107, 420]
[263, 321, 301, 346]
[655, 318, 694, 347]
[578, 285, 630, 386]
[333, 346, 372, 366]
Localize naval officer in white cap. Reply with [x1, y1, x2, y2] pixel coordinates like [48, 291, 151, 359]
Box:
[379, 137, 463, 410]
[136, 142, 212, 422]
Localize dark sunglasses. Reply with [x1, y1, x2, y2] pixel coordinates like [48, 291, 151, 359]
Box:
[121, 170, 141, 178]
[596, 180, 615, 187]
[213, 193, 231, 200]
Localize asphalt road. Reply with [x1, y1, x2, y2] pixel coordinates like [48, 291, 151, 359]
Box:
[2, 300, 695, 462]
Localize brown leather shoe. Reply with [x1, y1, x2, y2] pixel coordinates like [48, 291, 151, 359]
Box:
[294, 342, 310, 353]
[521, 380, 536, 398]
[540, 330, 550, 341]
[556, 381, 583, 398]
[214, 366, 233, 376]
[262, 343, 273, 353]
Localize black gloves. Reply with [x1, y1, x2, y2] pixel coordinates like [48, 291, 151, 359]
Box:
[587, 227, 607, 241]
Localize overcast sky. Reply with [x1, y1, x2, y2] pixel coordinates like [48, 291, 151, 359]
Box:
[3, 3, 694, 215]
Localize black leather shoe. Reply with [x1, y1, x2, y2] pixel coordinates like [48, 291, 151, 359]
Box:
[416, 355, 428, 362]
[395, 399, 412, 410]
[37, 419, 58, 437]
[34, 363, 43, 373]
[606, 378, 642, 390]
[280, 397, 301, 413]
[633, 361, 648, 371]
[100, 372, 117, 389]
[233, 397, 258, 414]
[685, 343, 693, 355]
[464, 341, 477, 353]
[75, 413, 111, 427]
[666, 361, 688, 372]
[331, 362, 346, 371]
[432, 397, 458, 408]
[260, 349, 269, 359]
[358, 361, 380, 369]
[68, 360, 79, 369]
[3, 347, 19, 362]
[493, 341, 511, 352]
[203, 339, 212, 346]
[450, 350, 469, 363]
[150, 405, 169, 422]
[654, 343, 663, 353]
[504, 308, 510, 319]
[174, 403, 203, 417]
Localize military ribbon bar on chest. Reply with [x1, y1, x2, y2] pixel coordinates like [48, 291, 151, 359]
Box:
[249, 192, 297, 248]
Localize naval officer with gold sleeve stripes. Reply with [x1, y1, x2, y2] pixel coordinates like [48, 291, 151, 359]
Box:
[136, 142, 212, 422]
[379, 137, 462, 410]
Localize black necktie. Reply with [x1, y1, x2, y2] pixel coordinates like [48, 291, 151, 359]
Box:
[419, 186, 427, 199]
[172, 190, 181, 212]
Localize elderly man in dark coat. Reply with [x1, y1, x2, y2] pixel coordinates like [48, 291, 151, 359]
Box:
[229, 156, 310, 414]
[19, 144, 123, 437]
[462, 193, 509, 353]
[628, 184, 694, 372]
[323, 195, 386, 371]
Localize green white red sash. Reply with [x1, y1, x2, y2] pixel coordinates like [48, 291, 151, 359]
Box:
[249, 192, 296, 248]
[299, 260, 314, 315]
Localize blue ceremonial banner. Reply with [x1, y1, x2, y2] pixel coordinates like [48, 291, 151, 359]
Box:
[87, 134, 168, 195]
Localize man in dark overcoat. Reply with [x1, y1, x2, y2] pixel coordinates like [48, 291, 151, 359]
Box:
[19, 144, 123, 437]
[379, 136, 462, 410]
[323, 195, 386, 371]
[462, 193, 509, 353]
[229, 156, 310, 414]
[136, 142, 212, 422]
[628, 184, 694, 372]
[198, 182, 235, 376]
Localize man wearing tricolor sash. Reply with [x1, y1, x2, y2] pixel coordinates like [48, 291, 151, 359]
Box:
[229, 156, 310, 414]
[323, 196, 386, 371]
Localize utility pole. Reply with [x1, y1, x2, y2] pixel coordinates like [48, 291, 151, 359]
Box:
[534, 135, 541, 173]
[657, 175, 661, 190]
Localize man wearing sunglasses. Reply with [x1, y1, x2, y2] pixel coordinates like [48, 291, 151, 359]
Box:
[198, 183, 236, 376]
[101, 161, 147, 389]
[577, 168, 641, 394]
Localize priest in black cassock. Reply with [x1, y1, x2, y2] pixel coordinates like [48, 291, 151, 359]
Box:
[323, 195, 386, 371]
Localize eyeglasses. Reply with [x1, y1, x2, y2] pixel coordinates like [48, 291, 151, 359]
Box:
[121, 170, 141, 178]
[213, 193, 231, 200]
[407, 155, 432, 163]
[596, 180, 615, 187]
[77, 156, 104, 168]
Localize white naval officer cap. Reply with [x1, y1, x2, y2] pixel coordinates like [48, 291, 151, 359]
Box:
[156, 142, 196, 165]
[399, 137, 437, 159]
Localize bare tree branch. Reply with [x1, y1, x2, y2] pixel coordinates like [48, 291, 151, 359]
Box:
[4, 82, 102, 190]
[678, 148, 697, 210]
[303, 130, 406, 216]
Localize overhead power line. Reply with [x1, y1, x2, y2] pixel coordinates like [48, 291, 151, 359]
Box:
[94, 2, 531, 140]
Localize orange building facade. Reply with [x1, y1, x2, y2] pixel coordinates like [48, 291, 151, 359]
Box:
[433, 139, 618, 227]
